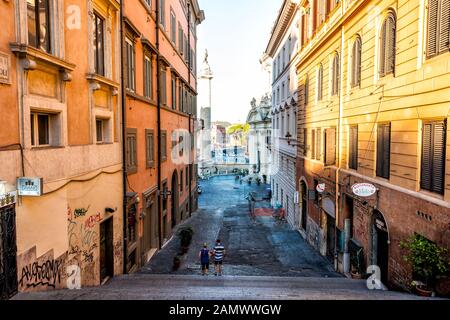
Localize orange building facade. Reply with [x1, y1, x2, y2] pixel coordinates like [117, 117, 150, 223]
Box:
[122, 0, 204, 271]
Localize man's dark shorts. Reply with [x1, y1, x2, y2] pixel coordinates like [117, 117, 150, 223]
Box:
[214, 260, 223, 265]
[201, 263, 209, 270]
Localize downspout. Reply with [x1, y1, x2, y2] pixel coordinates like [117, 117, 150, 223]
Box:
[119, 0, 128, 274]
[187, 2, 192, 217]
[335, 24, 345, 272]
[156, 0, 163, 249]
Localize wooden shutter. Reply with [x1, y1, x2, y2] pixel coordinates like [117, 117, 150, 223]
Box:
[332, 54, 339, 95]
[145, 129, 154, 168]
[305, 76, 309, 105]
[352, 37, 362, 87]
[386, 15, 396, 75]
[311, 129, 316, 160]
[316, 128, 322, 162]
[161, 131, 167, 161]
[380, 20, 387, 76]
[126, 128, 137, 174]
[428, 0, 439, 57]
[376, 124, 390, 179]
[318, 65, 323, 100]
[421, 121, 446, 194]
[349, 126, 358, 170]
[303, 128, 308, 156]
[439, 0, 450, 53]
[325, 128, 336, 166]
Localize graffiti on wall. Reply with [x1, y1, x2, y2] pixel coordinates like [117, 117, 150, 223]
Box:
[19, 258, 64, 288]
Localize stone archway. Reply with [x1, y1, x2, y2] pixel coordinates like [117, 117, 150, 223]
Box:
[371, 210, 389, 284]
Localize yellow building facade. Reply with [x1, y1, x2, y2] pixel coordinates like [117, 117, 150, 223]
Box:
[296, 0, 450, 290]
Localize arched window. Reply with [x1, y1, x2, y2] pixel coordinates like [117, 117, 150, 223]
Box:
[351, 36, 362, 87]
[317, 64, 323, 100]
[331, 53, 340, 96]
[380, 11, 396, 77]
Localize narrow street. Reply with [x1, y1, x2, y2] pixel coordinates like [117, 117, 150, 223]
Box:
[13, 176, 431, 300]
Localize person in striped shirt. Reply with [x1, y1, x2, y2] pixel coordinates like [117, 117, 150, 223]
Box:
[212, 239, 226, 276]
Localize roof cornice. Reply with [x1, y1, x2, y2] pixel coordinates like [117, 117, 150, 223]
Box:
[265, 0, 300, 57]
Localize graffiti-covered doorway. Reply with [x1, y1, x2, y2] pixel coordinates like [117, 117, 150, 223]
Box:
[0, 204, 18, 299]
[100, 218, 114, 283]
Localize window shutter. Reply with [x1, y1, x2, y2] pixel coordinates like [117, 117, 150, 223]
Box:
[317, 128, 321, 162]
[349, 126, 358, 170]
[428, 0, 439, 57]
[303, 128, 308, 156]
[311, 129, 316, 160]
[387, 15, 396, 75]
[432, 121, 446, 194]
[318, 65, 323, 100]
[325, 128, 336, 165]
[380, 20, 387, 76]
[439, 0, 450, 53]
[376, 124, 390, 179]
[421, 123, 433, 191]
[356, 38, 362, 86]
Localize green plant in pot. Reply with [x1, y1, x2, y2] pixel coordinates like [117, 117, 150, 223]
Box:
[400, 234, 449, 296]
[178, 227, 194, 254]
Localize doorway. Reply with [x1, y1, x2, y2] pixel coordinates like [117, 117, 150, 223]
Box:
[326, 215, 336, 259]
[0, 205, 18, 299]
[372, 210, 389, 284]
[300, 181, 307, 230]
[100, 218, 114, 283]
[171, 171, 179, 228]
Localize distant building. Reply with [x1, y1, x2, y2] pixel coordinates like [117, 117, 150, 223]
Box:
[247, 95, 272, 182]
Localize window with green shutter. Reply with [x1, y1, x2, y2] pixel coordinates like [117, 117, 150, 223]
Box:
[376, 123, 391, 179]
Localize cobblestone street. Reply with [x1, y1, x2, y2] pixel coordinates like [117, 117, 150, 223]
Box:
[142, 176, 339, 277]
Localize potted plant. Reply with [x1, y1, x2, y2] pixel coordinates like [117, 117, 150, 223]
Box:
[400, 234, 449, 297]
[178, 227, 194, 254]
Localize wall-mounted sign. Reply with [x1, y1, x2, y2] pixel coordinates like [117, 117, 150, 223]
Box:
[0, 51, 11, 85]
[352, 183, 377, 198]
[17, 177, 43, 196]
[294, 191, 299, 204]
[316, 183, 326, 193]
[0, 191, 17, 208]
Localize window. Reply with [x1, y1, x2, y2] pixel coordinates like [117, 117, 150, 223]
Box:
[179, 24, 184, 55]
[30, 112, 50, 146]
[161, 66, 167, 105]
[317, 64, 323, 100]
[303, 128, 308, 156]
[427, 0, 450, 58]
[349, 125, 358, 170]
[316, 128, 322, 161]
[126, 128, 137, 174]
[145, 129, 155, 168]
[376, 123, 391, 179]
[159, 0, 166, 28]
[93, 12, 105, 76]
[351, 36, 362, 88]
[126, 38, 136, 91]
[170, 9, 176, 44]
[180, 170, 184, 193]
[421, 121, 446, 194]
[380, 11, 396, 77]
[184, 33, 189, 63]
[179, 83, 183, 112]
[282, 82, 285, 100]
[324, 128, 336, 166]
[331, 53, 340, 96]
[96, 119, 107, 143]
[305, 76, 309, 105]
[171, 75, 177, 110]
[144, 53, 153, 98]
[27, 0, 51, 53]
[282, 46, 286, 68]
[311, 129, 316, 160]
[161, 130, 167, 162]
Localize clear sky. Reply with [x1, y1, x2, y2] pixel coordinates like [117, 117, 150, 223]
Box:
[197, 0, 282, 124]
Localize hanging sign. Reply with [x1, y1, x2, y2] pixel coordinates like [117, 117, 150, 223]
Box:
[316, 183, 326, 193]
[352, 183, 377, 198]
[17, 177, 43, 196]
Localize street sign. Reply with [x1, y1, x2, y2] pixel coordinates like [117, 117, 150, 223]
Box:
[352, 183, 377, 198]
[17, 177, 43, 196]
[316, 183, 326, 193]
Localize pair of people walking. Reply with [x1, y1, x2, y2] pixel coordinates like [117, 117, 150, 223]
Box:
[199, 239, 225, 276]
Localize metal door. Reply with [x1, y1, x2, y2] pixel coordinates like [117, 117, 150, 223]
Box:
[0, 205, 18, 299]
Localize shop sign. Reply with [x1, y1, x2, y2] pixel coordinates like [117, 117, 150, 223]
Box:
[0, 191, 17, 208]
[352, 183, 377, 198]
[0, 51, 11, 84]
[17, 177, 43, 196]
[316, 183, 326, 193]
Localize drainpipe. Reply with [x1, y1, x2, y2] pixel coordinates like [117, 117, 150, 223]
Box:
[335, 25, 345, 272]
[156, 0, 163, 249]
[187, 1, 192, 217]
[119, 0, 128, 275]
